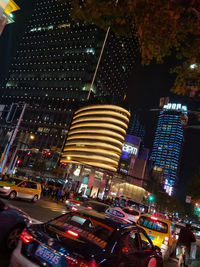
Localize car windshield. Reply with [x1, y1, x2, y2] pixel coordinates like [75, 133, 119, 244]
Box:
[83, 201, 109, 213]
[4, 178, 21, 185]
[137, 216, 168, 234]
[48, 213, 114, 248]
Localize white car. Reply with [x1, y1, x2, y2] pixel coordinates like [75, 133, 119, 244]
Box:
[122, 207, 140, 223]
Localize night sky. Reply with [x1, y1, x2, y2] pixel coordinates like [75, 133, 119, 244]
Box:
[0, 0, 200, 199]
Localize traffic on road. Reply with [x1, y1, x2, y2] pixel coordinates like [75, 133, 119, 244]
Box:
[0, 181, 199, 267]
[0, 196, 195, 267]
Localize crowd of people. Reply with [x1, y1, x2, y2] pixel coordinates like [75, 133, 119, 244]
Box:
[41, 184, 73, 202]
[40, 183, 114, 205]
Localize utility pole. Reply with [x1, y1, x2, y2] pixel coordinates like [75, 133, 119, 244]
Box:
[0, 103, 27, 174]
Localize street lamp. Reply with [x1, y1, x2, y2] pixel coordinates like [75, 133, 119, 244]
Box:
[30, 134, 35, 140]
[6, 134, 35, 174]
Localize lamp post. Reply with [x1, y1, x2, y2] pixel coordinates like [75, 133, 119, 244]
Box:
[6, 134, 35, 175]
[0, 103, 27, 174]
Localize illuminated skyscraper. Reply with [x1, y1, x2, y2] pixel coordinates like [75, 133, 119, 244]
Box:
[0, 0, 138, 152]
[151, 103, 188, 195]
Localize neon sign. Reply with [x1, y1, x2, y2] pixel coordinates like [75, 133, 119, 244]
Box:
[122, 143, 138, 156]
[163, 103, 187, 113]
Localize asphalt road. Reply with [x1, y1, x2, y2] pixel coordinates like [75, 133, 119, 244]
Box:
[0, 197, 178, 267]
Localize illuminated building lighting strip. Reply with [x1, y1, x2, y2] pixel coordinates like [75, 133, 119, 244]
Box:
[62, 154, 119, 165]
[66, 135, 123, 147]
[64, 141, 121, 153]
[70, 123, 127, 135]
[72, 117, 128, 129]
[73, 111, 129, 123]
[68, 129, 125, 141]
[75, 104, 131, 117]
[63, 147, 120, 159]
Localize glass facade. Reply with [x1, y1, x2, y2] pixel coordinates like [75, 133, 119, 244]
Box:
[127, 114, 145, 143]
[151, 103, 187, 195]
[0, 0, 138, 152]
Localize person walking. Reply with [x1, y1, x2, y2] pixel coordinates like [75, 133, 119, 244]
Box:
[177, 223, 196, 267]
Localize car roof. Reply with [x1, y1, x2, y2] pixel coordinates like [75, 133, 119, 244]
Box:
[76, 209, 135, 230]
[141, 214, 171, 224]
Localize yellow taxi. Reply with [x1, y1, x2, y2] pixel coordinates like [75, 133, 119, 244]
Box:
[0, 177, 41, 202]
[136, 214, 177, 260]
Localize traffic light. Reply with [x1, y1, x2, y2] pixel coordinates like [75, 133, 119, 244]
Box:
[16, 159, 22, 166]
[60, 162, 67, 168]
[148, 194, 155, 202]
[196, 206, 200, 213]
[195, 202, 199, 207]
[42, 150, 52, 159]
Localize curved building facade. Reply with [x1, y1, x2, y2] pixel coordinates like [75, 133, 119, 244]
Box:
[61, 105, 130, 172]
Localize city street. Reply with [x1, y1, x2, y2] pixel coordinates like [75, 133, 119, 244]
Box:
[0, 197, 178, 267]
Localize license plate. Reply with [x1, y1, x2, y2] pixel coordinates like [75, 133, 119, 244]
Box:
[148, 235, 155, 241]
[35, 245, 61, 266]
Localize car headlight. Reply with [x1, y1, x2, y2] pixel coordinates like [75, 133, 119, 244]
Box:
[66, 200, 69, 204]
[3, 186, 10, 189]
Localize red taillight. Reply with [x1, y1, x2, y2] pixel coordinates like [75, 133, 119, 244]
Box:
[128, 208, 133, 211]
[86, 206, 92, 210]
[71, 206, 78, 212]
[122, 246, 129, 253]
[162, 236, 169, 246]
[150, 216, 158, 221]
[20, 229, 34, 244]
[66, 230, 79, 238]
[66, 256, 99, 267]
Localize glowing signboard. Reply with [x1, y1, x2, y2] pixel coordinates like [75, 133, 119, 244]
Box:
[122, 143, 138, 156]
[163, 103, 187, 114]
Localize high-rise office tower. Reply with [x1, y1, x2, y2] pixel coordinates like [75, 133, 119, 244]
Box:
[151, 103, 188, 195]
[0, 0, 138, 152]
[127, 114, 145, 143]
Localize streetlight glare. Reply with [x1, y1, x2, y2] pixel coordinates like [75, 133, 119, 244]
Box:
[190, 63, 197, 69]
[67, 156, 71, 160]
[10, 13, 14, 18]
[30, 135, 35, 140]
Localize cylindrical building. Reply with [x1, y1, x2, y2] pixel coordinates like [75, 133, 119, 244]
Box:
[61, 104, 130, 172]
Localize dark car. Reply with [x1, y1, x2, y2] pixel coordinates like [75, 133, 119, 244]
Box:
[10, 209, 163, 267]
[65, 196, 88, 211]
[80, 200, 109, 213]
[0, 198, 30, 250]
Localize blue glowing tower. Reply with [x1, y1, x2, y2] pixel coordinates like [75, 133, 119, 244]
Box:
[151, 103, 188, 195]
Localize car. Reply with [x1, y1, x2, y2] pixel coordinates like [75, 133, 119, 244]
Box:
[193, 225, 200, 239]
[0, 177, 41, 202]
[65, 196, 87, 211]
[136, 214, 177, 260]
[0, 198, 30, 250]
[122, 207, 140, 223]
[10, 207, 163, 267]
[78, 200, 110, 215]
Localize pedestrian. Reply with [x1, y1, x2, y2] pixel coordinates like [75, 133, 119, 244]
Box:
[61, 189, 65, 202]
[56, 188, 62, 202]
[177, 223, 196, 266]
